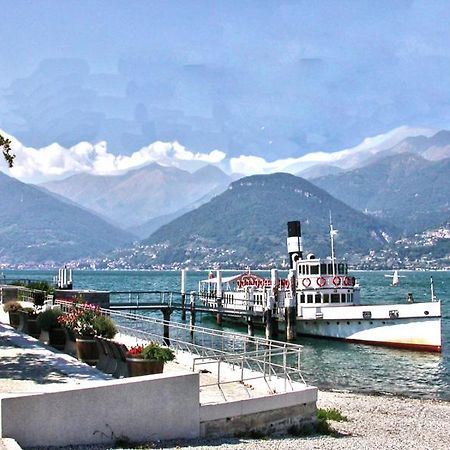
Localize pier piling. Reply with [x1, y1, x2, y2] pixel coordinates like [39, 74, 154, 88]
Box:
[247, 316, 255, 336]
[190, 291, 196, 338]
[286, 269, 297, 342]
[162, 308, 172, 346]
[216, 270, 223, 326]
[264, 294, 275, 340]
[181, 269, 187, 321]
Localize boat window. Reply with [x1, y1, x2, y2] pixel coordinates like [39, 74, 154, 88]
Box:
[327, 263, 333, 274]
[307, 294, 314, 303]
[310, 265, 319, 275]
[320, 263, 327, 275]
[331, 294, 340, 303]
[349, 293, 353, 303]
[338, 263, 345, 275]
[341, 293, 346, 303]
[300, 294, 305, 303]
[323, 293, 330, 303]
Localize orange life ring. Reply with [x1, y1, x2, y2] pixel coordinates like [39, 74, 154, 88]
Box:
[317, 277, 326, 287]
[302, 277, 311, 288]
[344, 276, 351, 286]
[332, 276, 341, 286]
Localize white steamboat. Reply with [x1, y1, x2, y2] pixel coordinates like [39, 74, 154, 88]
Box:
[199, 220, 442, 352]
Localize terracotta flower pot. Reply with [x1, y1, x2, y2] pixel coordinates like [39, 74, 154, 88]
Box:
[8, 311, 20, 329]
[75, 336, 99, 366]
[126, 358, 164, 377]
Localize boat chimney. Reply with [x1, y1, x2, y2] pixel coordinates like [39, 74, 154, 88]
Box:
[287, 221, 303, 269]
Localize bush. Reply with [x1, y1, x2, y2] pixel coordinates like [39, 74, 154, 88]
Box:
[141, 342, 175, 362]
[37, 308, 63, 331]
[317, 408, 348, 422]
[93, 315, 117, 339]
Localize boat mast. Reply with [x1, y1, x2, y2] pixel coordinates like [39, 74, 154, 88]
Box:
[431, 276, 436, 301]
[329, 212, 337, 278]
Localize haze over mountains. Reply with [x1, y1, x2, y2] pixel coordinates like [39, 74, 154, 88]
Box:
[41, 163, 232, 232]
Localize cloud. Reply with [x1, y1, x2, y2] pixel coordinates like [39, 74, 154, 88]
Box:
[0, 125, 438, 182]
[1, 130, 226, 182]
[229, 126, 437, 175]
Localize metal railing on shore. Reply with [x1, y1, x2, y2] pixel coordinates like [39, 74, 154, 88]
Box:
[56, 299, 305, 394]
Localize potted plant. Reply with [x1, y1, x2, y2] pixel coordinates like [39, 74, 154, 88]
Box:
[3, 300, 22, 329]
[126, 342, 175, 377]
[37, 308, 66, 350]
[58, 302, 102, 365]
[92, 314, 117, 339]
[17, 306, 41, 338]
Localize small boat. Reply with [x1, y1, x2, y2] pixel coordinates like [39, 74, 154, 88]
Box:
[199, 220, 442, 353]
[384, 270, 405, 286]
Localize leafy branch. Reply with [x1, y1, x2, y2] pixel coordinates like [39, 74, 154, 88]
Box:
[0, 133, 15, 168]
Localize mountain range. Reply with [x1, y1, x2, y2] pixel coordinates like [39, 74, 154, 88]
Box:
[1, 126, 449, 268]
[0, 172, 133, 265]
[312, 153, 450, 234]
[41, 163, 232, 232]
[103, 173, 396, 269]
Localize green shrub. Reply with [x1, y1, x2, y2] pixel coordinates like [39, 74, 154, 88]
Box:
[37, 308, 63, 331]
[93, 315, 118, 339]
[317, 408, 348, 422]
[141, 342, 175, 362]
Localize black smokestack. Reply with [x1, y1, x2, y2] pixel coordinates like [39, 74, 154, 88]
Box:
[286, 220, 303, 269]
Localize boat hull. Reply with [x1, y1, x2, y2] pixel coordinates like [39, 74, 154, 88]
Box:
[297, 316, 442, 352]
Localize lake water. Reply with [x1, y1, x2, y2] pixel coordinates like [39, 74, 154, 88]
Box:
[2, 269, 449, 400]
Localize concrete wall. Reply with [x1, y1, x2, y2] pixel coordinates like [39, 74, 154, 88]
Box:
[0, 372, 200, 447]
[200, 386, 317, 437]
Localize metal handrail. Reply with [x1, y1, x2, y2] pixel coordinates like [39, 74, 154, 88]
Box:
[56, 299, 305, 394]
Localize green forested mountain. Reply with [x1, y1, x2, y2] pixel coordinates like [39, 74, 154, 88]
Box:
[312, 154, 450, 234]
[0, 172, 133, 264]
[131, 173, 396, 268]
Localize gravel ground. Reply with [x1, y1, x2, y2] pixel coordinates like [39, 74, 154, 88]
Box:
[25, 390, 450, 450]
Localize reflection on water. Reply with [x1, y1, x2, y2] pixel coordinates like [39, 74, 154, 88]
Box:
[3, 269, 449, 400]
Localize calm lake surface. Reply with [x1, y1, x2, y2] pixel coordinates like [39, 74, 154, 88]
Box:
[2, 269, 449, 400]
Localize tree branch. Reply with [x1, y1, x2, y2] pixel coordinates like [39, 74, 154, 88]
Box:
[0, 133, 15, 168]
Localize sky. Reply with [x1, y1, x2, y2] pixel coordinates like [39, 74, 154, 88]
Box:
[1, 0, 450, 181]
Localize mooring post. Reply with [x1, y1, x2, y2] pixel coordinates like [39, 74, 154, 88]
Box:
[162, 307, 172, 346]
[181, 269, 187, 321]
[264, 293, 274, 340]
[247, 286, 255, 336]
[216, 270, 223, 326]
[270, 268, 279, 338]
[286, 269, 297, 341]
[190, 291, 196, 337]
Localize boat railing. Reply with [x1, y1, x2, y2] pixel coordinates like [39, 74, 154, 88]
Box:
[56, 299, 305, 395]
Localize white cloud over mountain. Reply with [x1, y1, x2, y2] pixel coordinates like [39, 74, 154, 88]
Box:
[0, 126, 438, 182]
[1, 130, 226, 182]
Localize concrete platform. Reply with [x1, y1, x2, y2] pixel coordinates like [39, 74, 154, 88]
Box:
[0, 316, 317, 447]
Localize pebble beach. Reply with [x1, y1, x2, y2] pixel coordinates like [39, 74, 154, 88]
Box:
[124, 390, 450, 450]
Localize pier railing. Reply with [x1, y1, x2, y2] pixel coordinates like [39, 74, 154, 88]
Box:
[56, 299, 305, 394]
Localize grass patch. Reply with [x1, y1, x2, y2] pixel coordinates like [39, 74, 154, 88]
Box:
[317, 407, 348, 422]
[288, 408, 348, 438]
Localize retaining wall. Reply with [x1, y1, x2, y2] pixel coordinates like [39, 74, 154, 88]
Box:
[0, 372, 200, 447]
[200, 387, 317, 437]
